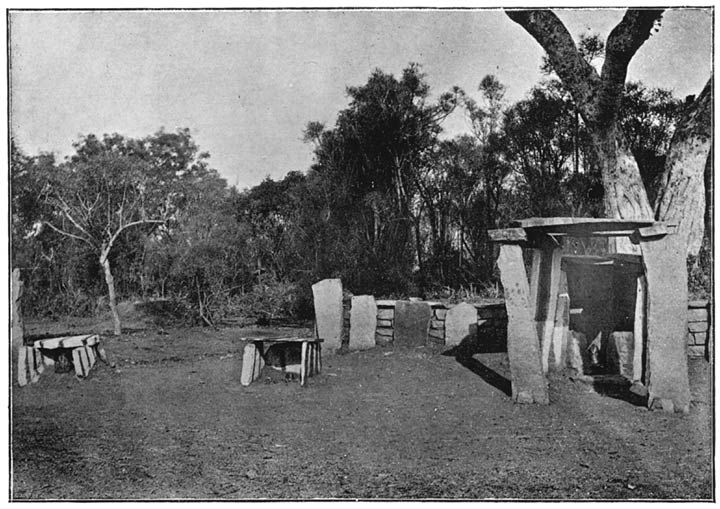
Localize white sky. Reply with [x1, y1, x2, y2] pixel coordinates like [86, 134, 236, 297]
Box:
[9, 7, 713, 190]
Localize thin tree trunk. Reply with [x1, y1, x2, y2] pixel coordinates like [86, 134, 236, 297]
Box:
[100, 247, 122, 336]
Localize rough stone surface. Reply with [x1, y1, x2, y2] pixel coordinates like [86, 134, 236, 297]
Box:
[497, 244, 549, 404]
[312, 279, 344, 354]
[641, 236, 691, 413]
[393, 301, 432, 346]
[444, 302, 478, 347]
[349, 296, 377, 351]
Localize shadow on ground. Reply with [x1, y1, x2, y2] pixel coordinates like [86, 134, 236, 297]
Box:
[442, 322, 511, 397]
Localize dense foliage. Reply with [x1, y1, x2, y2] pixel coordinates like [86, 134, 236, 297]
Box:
[11, 63, 711, 326]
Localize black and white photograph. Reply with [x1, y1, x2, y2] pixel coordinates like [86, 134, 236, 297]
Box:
[8, 4, 714, 501]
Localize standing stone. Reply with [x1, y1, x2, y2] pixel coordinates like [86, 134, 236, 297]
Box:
[312, 279, 344, 354]
[444, 302, 478, 347]
[550, 294, 570, 370]
[393, 301, 432, 346]
[12, 268, 24, 350]
[349, 296, 377, 350]
[640, 235, 691, 413]
[497, 244, 549, 404]
[566, 331, 589, 374]
[607, 331, 634, 379]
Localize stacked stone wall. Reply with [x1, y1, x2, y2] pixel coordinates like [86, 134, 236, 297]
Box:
[346, 296, 710, 357]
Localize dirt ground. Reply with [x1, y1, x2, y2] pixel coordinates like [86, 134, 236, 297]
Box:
[10, 317, 714, 500]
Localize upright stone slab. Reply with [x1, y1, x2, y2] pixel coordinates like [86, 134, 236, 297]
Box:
[551, 293, 570, 370]
[393, 301, 432, 346]
[497, 244, 549, 404]
[640, 235, 691, 413]
[607, 331, 634, 380]
[12, 268, 24, 349]
[349, 295, 377, 350]
[312, 279, 344, 354]
[566, 331, 589, 374]
[444, 302, 478, 347]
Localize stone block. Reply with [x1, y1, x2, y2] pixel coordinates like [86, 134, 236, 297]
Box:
[376, 327, 394, 337]
[688, 320, 709, 333]
[430, 320, 445, 330]
[377, 308, 395, 320]
[428, 329, 444, 340]
[393, 301, 432, 346]
[312, 279, 344, 354]
[376, 319, 393, 328]
[688, 308, 708, 322]
[434, 308, 448, 320]
[349, 296, 377, 351]
[445, 302, 479, 347]
[688, 345, 705, 357]
[375, 333, 393, 346]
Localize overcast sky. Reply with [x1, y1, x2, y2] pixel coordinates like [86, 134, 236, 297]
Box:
[9, 8, 713, 190]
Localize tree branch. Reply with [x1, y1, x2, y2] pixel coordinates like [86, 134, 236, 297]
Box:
[506, 9, 601, 120]
[54, 195, 95, 241]
[102, 218, 166, 262]
[43, 220, 96, 248]
[598, 9, 664, 125]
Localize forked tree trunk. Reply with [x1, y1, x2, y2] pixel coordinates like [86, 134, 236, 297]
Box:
[100, 247, 122, 336]
[506, 9, 711, 256]
[590, 123, 654, 253]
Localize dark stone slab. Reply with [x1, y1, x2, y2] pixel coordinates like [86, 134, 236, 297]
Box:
[393, 301, 432, 346]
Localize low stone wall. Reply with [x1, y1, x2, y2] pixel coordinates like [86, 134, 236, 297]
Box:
[374, 299, 508, 352]
[687, 300, 712, 358]
[365, 298, 711, 358]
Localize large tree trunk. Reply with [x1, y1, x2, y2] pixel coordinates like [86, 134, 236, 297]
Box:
[591, 124, 654, 220]
[590, 123, 654, 252]
[505, 9, 714, 256]
[100, 247, 122, 336]
[654, 77, 713, 257]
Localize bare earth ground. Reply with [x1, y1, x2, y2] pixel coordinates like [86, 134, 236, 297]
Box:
[11, 316, 713, 500]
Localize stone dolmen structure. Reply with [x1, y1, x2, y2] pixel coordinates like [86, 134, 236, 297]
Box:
[489, 217, 691, 413]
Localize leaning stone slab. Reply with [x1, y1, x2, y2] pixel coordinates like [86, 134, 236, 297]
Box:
[312, 278, 344, 354]
[497, 243, 549, 404]
[444, 302, 478, 347]
[393, 301, 432, 346]
[349, 295, 377, 350]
